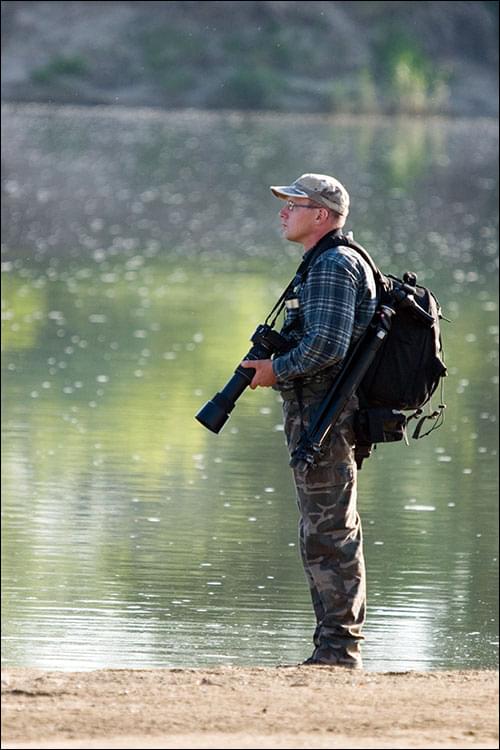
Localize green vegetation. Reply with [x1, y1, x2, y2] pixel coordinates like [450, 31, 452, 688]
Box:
[4, 1, 495, 115]
[138, 21, 290, 109]
[375, 31, 450, 114]
[135, 10, 452, 113]
[30, 55, 88, 84]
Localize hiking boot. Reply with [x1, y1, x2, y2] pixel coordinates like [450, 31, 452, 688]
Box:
[301, 656, 321, 665]
[300, 655, 362, 669]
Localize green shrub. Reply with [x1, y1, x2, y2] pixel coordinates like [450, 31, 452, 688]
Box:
[30, 55, 88, 84]
[375, 31, 449, 113]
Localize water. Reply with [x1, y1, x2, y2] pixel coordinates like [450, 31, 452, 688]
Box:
[1, 104, 498, 672]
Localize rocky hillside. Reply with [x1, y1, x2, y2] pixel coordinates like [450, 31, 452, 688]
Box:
[1, 1, 498, 116]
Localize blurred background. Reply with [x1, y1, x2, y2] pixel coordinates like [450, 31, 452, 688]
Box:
[1, 1, 498, 673]
[1, 0, 499, 116]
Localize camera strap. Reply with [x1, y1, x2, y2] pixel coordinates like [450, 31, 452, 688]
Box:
[265, 229, 346, 329]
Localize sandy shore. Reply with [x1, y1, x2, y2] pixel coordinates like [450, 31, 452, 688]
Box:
[1, 666, 498, 749]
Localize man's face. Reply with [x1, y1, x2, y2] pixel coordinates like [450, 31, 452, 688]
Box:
[279, 199, 322, 245]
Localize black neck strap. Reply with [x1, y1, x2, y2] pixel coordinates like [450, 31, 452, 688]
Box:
[295, 228, 345, 280]
[265, 229, 383, 328]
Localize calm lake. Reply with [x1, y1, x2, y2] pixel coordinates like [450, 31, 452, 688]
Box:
[1, 104, 498, 672]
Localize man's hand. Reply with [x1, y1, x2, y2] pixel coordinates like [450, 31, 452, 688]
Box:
[241, 359, 277, 389]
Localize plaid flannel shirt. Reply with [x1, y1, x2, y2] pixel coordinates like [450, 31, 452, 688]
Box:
[272, 245, 378, 384]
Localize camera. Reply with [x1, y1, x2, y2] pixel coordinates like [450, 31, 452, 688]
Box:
[195, 324, 290, 434]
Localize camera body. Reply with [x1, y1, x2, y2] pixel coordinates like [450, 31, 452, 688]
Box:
[195, 324, 290, 434]
[248, 324, 291, 360]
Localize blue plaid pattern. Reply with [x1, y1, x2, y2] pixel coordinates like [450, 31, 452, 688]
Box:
[272, 246, 377, 383]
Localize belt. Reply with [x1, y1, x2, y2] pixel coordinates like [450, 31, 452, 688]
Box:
[279, 379, 335, 401]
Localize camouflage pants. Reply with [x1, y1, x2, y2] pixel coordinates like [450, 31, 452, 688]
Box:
[282, 385, 365, 668]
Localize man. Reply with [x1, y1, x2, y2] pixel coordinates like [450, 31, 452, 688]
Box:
[242, 173, 377, 668]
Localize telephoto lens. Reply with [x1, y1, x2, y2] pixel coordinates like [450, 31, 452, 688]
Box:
[195, 324, 288, 433]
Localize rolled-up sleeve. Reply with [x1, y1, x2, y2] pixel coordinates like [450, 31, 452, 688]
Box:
[272, 254, 358, 382]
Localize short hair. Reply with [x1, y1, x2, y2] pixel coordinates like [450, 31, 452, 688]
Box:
[329, 208, 346, 228]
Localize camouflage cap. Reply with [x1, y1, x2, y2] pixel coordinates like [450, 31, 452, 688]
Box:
[270, 173, 350, 216]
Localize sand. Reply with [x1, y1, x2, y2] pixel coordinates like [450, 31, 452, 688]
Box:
[1, 666, 498, 749]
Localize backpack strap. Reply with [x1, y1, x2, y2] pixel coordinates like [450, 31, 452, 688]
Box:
[265, 230, 385, 328]
[265, 228, 345, 327]
[338, 234, 390, 293]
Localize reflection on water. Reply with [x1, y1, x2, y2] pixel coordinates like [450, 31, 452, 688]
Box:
[1, 104, 498, 672]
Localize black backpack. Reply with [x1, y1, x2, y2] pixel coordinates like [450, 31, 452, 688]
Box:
[340, 235, 448, 453]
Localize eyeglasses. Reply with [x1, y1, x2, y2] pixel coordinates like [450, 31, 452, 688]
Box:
[284, 200, 321, 212]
